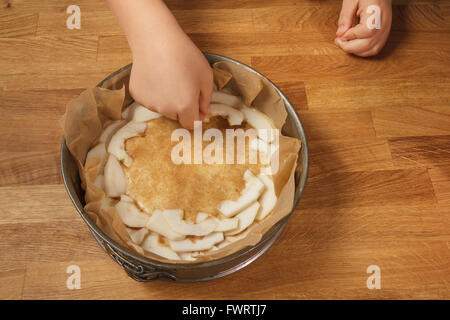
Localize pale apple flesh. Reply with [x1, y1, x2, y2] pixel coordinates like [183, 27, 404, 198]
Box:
[146, 210, 185, 241]
[126, 227, 149, 245]
[103, 155, 127, 197]
[225, 202, 260, 236]
[141, 232, 180, 260]
[204, 103, 244, 126]
[107, 121, 147, 167]
[163, 209, 217, 236]
[217, 170, 265, 217]
[211, 91, 241, 107]
[115, 195, 149, 228]
[169, 232, 224, 252]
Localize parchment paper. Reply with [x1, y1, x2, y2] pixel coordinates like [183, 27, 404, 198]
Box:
[60, 61, 301, 263]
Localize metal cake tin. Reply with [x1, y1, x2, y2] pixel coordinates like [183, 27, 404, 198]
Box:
[60, 53, 309, 282]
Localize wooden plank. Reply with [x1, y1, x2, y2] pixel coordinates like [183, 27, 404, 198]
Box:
[298, 111, 376, 141]
[299, 168, 436, 208]
[0, 11, 37, 37]
[0, 264, 25, 299]
[0, 185, 76, 224]
[388, 135, 450, 168]
[373, 106, 450, 138]
[308, 138, 394, 176]
[305, 79, 450, 111]
[251, 51, 450, 82]
[429, 165, 450, 204]
[21, 240, 450, 299]
[37, 9, 254, 36]
[0, 36, 98, 65]
[0, 151, 62, 186]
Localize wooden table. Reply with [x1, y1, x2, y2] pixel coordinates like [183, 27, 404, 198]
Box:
[0, 0, 449, 299]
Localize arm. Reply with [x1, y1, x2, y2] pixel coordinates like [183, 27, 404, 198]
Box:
[106, 0, 213, 129]
[335, 0, 392, 57]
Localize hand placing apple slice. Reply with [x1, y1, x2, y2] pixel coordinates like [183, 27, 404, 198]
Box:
[256, 174, 277, 221]
[196, 212, 239, 232]
[169, 232, 224, 252]
[146, 210, 185, 241]
[225, 202, 260, 236]
[141, 232, 180, 260]
[204, 103, 244, 126]
[217, 170, 265, 217]
[211, 91, 241, 107]
[241, 106, 276, 142]
[107, 121, 147, 167]
[163, 210, 217, 236]
[103, 155, 127, 197]
[126, 227, 149, 245]
[115, 195, 149, 228]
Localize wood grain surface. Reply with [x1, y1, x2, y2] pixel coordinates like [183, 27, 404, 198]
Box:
[0, 0, 449, 299]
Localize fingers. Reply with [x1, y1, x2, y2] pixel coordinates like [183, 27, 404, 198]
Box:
[199, 85, 213, 119]
[337, 0, 359, 36]
[178, 97, 200, 130]
[340, 22, 375, 41]
[334, 37, 371, 55]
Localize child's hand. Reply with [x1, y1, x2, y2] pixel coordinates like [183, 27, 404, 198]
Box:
[107, 0, 213, 130]
[130, 30, 213, 130]
[335, 0, 392, 57]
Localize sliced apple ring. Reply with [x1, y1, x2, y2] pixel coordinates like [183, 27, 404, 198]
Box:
[225, 202, 260, 236]
[146, 210, 185, 241]
[126, 227, 149, 245]
[115, 195, 149, 228]
[217, 170, 265, 217]
[226, 227, 252, 243]
[107, 121, 147, 167]
[169, 232, 224, 252]
[103, 155, 127, 197]
[196, 212, 239, 232]
[141, 232, 180, 260]
[256, 174, 277, 221]
[241, 106, 276, 142]
[211, 91, 241, 107]
[163, 210, 217, 236]
[204, 103, 244, 126]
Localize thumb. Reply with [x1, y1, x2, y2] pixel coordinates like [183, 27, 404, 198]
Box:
[337, 0, 359, 36]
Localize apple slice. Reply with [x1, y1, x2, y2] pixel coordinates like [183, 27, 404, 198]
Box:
[211, 91, 241, 107]
[107, 121, 147, 167]
[99, 120, 125, 144]
[225, 202, 260, 236]
[179, 252, 198, 261]
[169, 232, 224, 252]
[146, 210, 185, 241]
[115, 195, 149, 228]
[256, 174, 277, 221]
[121, 102, 137, 120]
[85, 143, 107, 170]
[131, 104, 162, 122]
[217, 170, 265, 217]
[226, 228, 252, 243]
[163, 210, 217, 236]
[141, 232, 180, 260]
[126, 227, 149, 245]
[93, 174, 104, 190]
[241, 106, 276, 142]
[196, 213, 239, 232]
[103, 155, 127, 197]
[205, 103, 244, 126]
